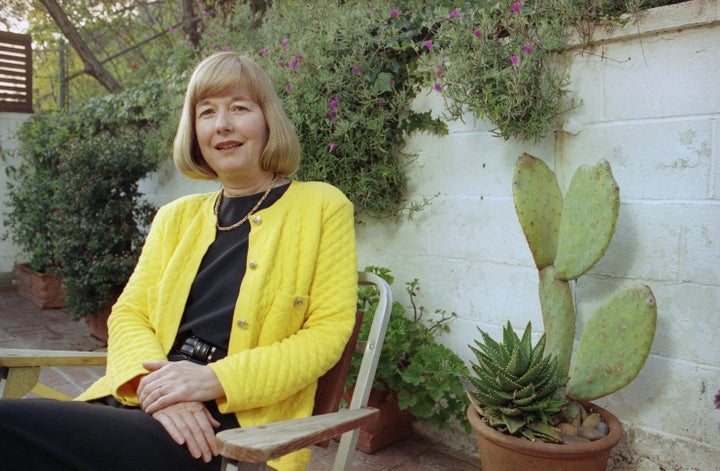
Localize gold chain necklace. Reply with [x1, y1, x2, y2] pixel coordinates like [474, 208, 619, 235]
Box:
[214, 174, 278, 231]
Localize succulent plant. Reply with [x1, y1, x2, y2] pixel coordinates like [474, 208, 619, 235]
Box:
[466, 321, 567, 442]
[512, 153, 657, 402]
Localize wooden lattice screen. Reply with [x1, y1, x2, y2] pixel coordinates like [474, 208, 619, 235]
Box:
[0, 31, 33, 114]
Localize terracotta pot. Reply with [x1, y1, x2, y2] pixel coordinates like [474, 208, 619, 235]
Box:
[343, 386, 413, 454]
[85, 304, 112, 343]
[14, 263, 67, 309]
[467, 403, 622, 471]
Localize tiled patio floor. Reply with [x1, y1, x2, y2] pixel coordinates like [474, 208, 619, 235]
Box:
[0, 285, 479, 470]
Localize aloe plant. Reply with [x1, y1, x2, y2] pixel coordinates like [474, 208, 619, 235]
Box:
[466, 321, 567, 442]
[512, 154, 657, 401]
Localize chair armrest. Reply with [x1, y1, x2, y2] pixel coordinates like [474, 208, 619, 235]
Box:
[0, 348, 107, 367]
[0, 348, 107, 399]
[217, 407, 379, 463]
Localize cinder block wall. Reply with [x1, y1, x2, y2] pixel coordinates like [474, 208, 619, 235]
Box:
[357, 1, 719, 467]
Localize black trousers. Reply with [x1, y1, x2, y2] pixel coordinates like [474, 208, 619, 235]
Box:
[0, 398, 237, 471]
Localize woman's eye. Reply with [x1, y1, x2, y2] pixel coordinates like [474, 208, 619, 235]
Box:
[197, 108, 214, 117]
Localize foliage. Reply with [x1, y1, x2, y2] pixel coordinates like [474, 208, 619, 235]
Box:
[3, 81, 171, 317]
[349, 266, 470, 431]
[50, 130, 156, 319]
[2, 117, 66, 272]
[466, 321, 566, 441]
[422, 0, 687, 142]
[198, 1, 448, 219]
[431, 0, 570, 142]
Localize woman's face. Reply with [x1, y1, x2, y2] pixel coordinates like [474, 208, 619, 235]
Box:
[194, 84, 269, 184]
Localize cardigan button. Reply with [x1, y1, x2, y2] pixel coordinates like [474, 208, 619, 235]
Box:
[251, 215, 262, 225]
[294, 297, 304, 308]
[248, 260, 258, 270]
[236, 319, 249, 330]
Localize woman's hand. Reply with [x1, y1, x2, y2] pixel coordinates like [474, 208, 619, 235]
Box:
[137, 361, 224, 414]
[151, 401, 221, 463]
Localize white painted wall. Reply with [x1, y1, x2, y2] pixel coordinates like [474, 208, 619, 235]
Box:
[357, 1, 720, 467]
[0, 112, 31, 283]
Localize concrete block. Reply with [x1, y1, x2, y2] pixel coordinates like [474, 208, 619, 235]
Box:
[428, 196, 532, 267]
[596, 358, 720, 448]
[591, 202, 683, 281]
[578, 27, 720, 121]
[560, 119, 713, 200]
[576, 277, 720, 365]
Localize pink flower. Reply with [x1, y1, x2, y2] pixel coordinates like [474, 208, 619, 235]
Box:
[285, 84, 292, 93]
[523, 43, 534, 54]
[223, 45, 230, 52]
[390, 9, 399, 17]
[328, 111, 336, 120]
[168, 26, 174, 33]
[289, 59, 298, 70]
[473, 29, 481, 38]
[436, 68, 443, 77]
[434, 82, 442, 92]
[296, 53, 304, 60]
[388, 78, 395, 87]
[279, 60, 285, 68]
[352, 66, 361, 74]
[424, 40, 433, 51]
[329, 143, 337, 152]
[378, 101, 385, 108]
[511, 1, 522, 13]
[329, 96, 340, 110]
[449, 9, 458, 19]
[510, 55, 520, 66]
[281, 38, 289, 47]
[258, 48, 267, 56]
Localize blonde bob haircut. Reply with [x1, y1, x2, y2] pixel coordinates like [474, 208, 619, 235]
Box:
[173, 52, 301, 180]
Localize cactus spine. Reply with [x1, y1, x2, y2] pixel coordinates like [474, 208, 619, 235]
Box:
[512, 153, 657, 401]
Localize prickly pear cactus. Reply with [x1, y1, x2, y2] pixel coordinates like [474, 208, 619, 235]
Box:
[566, 285, 657, 401]
[512, 153, 563, 270]
[507, 153, 657, 399]
[554, 160, 620, 281]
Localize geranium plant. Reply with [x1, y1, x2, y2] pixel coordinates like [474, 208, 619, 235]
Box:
[349, 266, 470, 432]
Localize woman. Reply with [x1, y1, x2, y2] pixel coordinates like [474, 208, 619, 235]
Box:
[0, 52, 357, 471]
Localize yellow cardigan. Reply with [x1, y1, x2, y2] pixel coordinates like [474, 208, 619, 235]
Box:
[77, 181, 358, 470]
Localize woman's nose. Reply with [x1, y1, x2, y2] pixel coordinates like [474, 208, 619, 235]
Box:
[215, 111, 232, 132]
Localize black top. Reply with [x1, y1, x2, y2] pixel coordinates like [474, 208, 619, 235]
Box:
[176, 183, 290, 355]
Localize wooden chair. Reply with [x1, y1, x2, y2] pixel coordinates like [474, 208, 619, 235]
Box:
[0, 271, 393, 471]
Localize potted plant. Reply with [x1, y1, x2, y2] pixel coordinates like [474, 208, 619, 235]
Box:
[50, 128, 156, 339]
[346, 266, 470, 453]
[464, 154, 657, 470]
[3, 117, 67, 309]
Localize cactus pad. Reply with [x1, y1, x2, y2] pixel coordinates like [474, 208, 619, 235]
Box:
[538, 266, 575, 377]
[512, 154, 563, 270]
[566, 285, 657, 401]
[554, 159, 620, 281]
